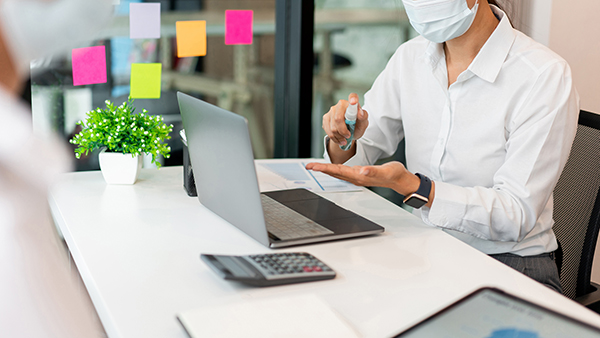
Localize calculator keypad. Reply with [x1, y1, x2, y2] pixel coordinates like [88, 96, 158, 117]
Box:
[246, 253, 334, 280]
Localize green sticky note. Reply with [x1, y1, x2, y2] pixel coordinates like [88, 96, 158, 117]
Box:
[130, 63, 162, 99]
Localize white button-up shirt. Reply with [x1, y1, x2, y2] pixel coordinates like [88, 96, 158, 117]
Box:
[331, 6, 579, 256]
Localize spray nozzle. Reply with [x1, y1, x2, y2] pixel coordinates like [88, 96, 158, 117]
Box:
[345, 103, 358, 122]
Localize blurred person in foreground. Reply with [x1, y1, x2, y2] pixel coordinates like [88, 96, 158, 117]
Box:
[0, 0, 113, 336]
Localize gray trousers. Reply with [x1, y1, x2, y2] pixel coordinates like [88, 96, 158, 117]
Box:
[490, 252, 563, 294]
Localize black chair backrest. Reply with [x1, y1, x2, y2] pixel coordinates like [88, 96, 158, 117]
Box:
[553, 110, 600, 299]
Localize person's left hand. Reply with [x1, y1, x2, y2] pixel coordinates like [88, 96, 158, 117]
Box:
[305, 161, 420, 196]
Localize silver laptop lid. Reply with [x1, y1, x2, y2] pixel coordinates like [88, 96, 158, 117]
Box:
[177, 92, 270, 247]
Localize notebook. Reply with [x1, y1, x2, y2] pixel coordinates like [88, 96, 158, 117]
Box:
[177, 92, 384, 248]
[177, 294, 360, 338]
[393, 287, 600, 337]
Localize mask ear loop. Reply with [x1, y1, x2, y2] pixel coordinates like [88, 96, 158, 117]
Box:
[469, 0, 480, 25]
[470, 0, 480, 13]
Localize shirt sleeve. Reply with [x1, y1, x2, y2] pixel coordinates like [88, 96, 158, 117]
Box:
[421, 61, 579, 242]
[324, 48, 405, 166]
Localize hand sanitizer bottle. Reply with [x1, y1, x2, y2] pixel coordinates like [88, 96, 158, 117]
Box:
[340, 103, 358, 151]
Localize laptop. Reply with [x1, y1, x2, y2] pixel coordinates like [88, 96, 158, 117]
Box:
[393, 287, 600, 337]
[177, 92, 384, 248]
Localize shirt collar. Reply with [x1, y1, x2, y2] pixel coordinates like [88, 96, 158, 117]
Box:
[424, 5, 516, 84]
[425, 40, 445, 69]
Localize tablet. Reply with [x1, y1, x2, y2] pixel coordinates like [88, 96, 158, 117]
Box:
[393, 287, 600, 338]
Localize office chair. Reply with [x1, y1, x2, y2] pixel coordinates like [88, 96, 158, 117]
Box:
[552, 110, 600, 305]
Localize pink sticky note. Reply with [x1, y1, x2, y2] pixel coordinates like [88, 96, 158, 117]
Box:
[130, 3, 161, 39]
[225, 10, 253, 45]
[72, 46, 107, 86]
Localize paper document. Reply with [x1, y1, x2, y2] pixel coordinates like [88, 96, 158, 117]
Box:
[177, 294, 360, 338]
[259, 161, 362, 193]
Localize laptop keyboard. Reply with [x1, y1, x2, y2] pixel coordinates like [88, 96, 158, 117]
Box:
[261, 194, 334, 240]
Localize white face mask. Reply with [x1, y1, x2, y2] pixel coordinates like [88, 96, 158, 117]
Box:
[402, 0, 479, 43]
[0, 0, 113, 76]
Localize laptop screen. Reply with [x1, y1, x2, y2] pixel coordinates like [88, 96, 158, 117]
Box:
[394, 288, 600, 338]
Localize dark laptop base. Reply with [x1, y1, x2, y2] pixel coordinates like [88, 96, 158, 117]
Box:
[264, 189, 384, 248]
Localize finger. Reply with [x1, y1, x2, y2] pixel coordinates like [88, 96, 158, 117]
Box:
[348, 93, 359, 106]
[307, 162, 336, 173]
[331, 165, 363, 182]
[310, 163, 348, 177]
[305, 162, 318, 170]
[321, 171, 350, 181]
[358, 108, 368, 121]
[310, 164, 370, 187]
[354, 109, 369, 139]
[333, 100, 351, 139]
[315, 168, 361, 186]
[322, 109, 331, 133]
[328, 126, 348, 146]
[323, 108, 347, 145]
[318, 163, 344, 176]
[331, 175, 361, 186]
[307, 164, 354, 184]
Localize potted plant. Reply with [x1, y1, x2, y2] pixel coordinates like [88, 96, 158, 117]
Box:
[70, 97, 173, 184]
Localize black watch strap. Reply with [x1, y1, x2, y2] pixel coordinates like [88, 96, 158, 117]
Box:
[403, 173, 432, 209]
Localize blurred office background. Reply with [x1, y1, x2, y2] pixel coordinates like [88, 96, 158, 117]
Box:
[24, 0, 600, 284]
[26, 0, 541, 206]
[28, 0, 410, 170]
[27, 0, 599, 168]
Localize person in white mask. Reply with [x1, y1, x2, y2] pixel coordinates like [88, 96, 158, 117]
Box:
[307, 0, 578, 293]
[0, 0, 113, 336]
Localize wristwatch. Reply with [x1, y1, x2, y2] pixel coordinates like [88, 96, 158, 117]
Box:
[403, 173, 432, 209]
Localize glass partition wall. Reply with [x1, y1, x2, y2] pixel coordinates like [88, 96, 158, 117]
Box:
[28, 0, 415, 173]
[30, 0, 277, 171]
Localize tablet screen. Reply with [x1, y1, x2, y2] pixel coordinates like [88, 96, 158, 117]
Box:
[394, 288, 600, 338]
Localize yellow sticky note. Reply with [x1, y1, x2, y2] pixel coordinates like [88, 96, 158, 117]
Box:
[176, 21, 207, 58]
[130, 63, 162, 99]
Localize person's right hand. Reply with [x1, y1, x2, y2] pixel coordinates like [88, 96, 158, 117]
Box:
[323, 93, 369, 147]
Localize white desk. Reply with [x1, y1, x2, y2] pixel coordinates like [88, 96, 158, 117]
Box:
[49, 161, 600, 338]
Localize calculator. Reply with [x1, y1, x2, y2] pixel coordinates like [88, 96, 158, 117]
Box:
[201, 252, 336, 287]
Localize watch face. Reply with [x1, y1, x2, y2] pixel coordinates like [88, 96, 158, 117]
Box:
[404, 194, 428, 209]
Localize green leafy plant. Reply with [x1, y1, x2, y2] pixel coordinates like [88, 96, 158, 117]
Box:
[70, 97, 173, 168]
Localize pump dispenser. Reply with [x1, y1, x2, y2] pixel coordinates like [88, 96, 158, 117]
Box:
[340, 103, 358, 151]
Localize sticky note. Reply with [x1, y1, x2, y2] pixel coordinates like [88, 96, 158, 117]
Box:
[130, 63, 162, 99]
[72, 46, 107, 86]
[130, 3, 161, 39]
[176, 21, 207, 58]
[225, 10, 253, 45]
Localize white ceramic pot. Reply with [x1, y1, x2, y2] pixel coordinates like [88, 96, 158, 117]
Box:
[98, 148, 142, 184]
